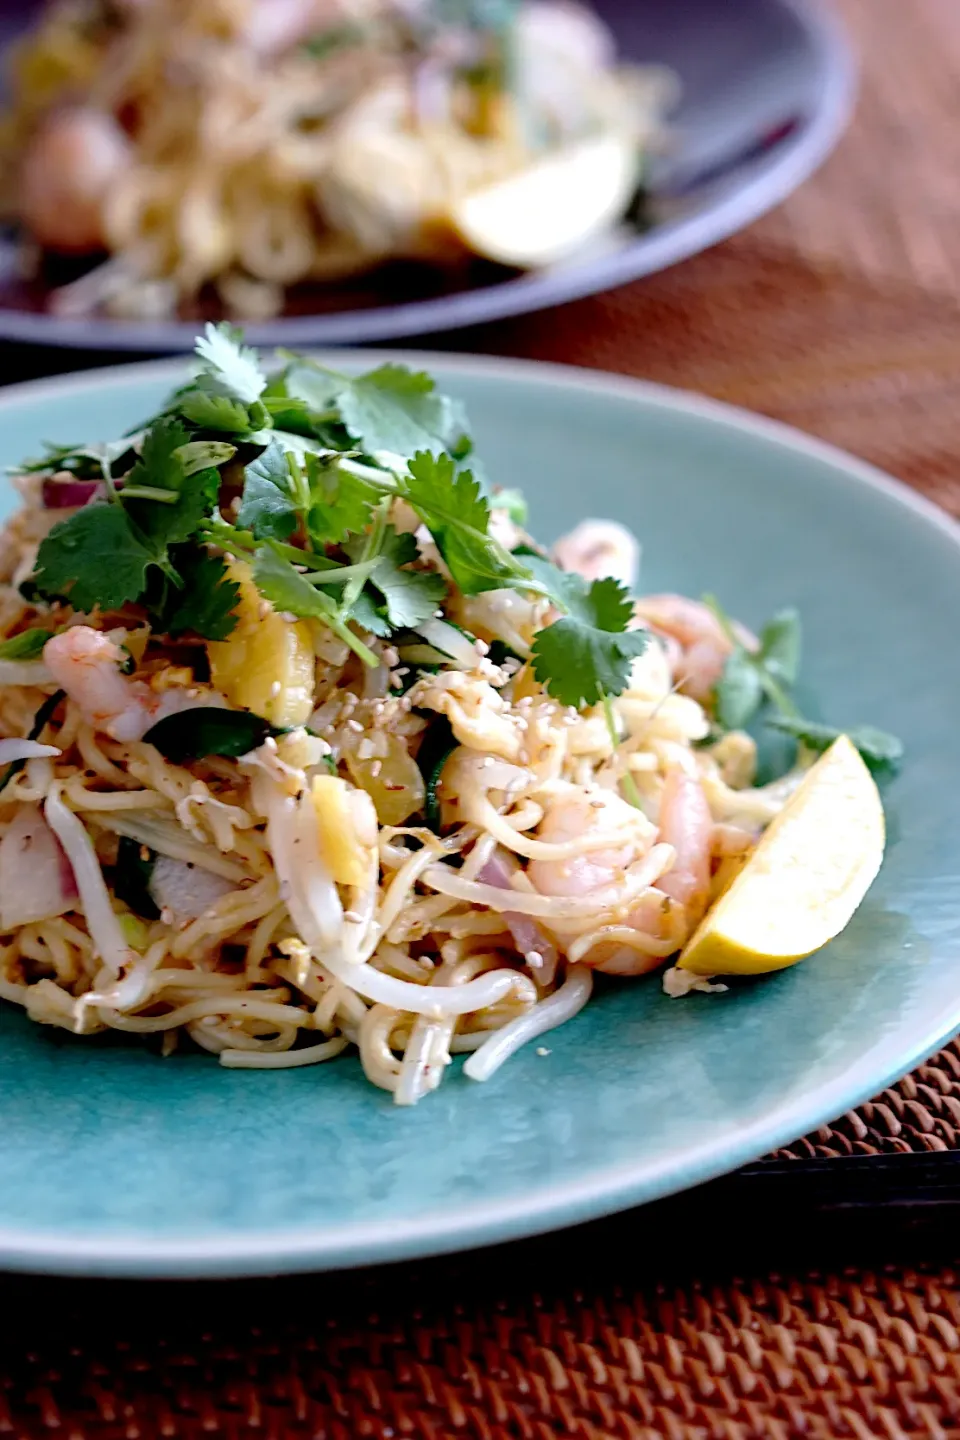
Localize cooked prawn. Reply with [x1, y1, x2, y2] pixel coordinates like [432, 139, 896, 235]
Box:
[527, 786, 653, 897]
[44, 626, 201, 742]
[553, 520, 639, 589]
[632, 594, 736, 702]
[656, 767, 712, 924]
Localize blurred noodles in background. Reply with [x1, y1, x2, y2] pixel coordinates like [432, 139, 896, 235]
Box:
[0, 0, 675, 320]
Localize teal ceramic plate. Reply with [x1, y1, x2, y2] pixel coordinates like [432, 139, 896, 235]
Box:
[0, 354, 955, 1278]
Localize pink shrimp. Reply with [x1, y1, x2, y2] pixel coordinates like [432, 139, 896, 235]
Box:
[633, 594, 756, 703]
[19, 108, 131, 255]
[44, 626, 199, 742]
[527, 788, 646, 898]
[656, 767, 713, 924]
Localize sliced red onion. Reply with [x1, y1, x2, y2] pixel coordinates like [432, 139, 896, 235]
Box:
[41, 477, 105, 509]
[478, 853, 560, 985]
[0, 803, 78, 930]
[44, 786, 129, 976]
[148, 855, 234, 925]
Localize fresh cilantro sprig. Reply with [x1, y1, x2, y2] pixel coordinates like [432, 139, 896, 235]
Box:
[707, 595, 902, 774]
[33, 413, 235, 635]
[24, 325, 650, 710]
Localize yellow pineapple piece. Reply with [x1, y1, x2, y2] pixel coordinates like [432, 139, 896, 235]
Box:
[206, 561, 314, 727]
[311, 775, 375, 889]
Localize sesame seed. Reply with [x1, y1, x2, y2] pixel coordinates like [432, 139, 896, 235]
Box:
[264, 736, 278, 751]
[382, 647, 399, 667]
[280, 611, 298, 624]
[160, 907, 174, 926]
[228, 496, 241, 515]
[258, 602, 271, 621]
[536, 1047, 551, 1057]
[346, 718, 364, 733]
[370, 760, 382, 778]
[270, 681, 282, 698]
[343, 911, 362, 923]
[475, 639, 490, 656]
[224, 552, 236, 563]
[525, 950, 543, 968]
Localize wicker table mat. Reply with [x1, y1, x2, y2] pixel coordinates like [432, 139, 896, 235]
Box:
[4, 4, 960, 1436]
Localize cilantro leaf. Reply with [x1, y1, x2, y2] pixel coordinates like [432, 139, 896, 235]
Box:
[194, 323, 267, 406]
[345, 527, 447, 632]
[157, 550, 240, 641]
[34, 505, 155, 612]
[0, 628, 52, 661]
[715, 647, 764, 730]
[237, 439, 299, 541]
[251, 546, 337, 624]
[767, 715, 904, 774]
[306, 453, 379, 546]
[336, 365, 447, 457]
[17, 438, 138, 480]
[531, 576, 649, 707]
[123, 418, 221, 550]
[404, 450, 517, 594]
[349, 588, 392, 638]
[300, 362, 470, 461]
[175, 441, 236, 477]
[179, 391, 256, 435]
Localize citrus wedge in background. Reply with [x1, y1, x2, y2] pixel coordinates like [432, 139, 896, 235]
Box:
[678, 735, 885, 976]
[450, 134, 640, 269]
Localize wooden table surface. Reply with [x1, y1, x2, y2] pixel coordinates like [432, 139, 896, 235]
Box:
[435, 0, 960, 520]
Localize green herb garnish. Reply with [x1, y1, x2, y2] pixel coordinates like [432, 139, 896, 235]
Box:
[707, 595, 902, 773]
[0, 629, 53, 662]
[28, 324, 650, 712]
[143, 708, 277, 763]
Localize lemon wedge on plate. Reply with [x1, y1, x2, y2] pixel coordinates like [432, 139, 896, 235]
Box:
[451, 134, 640, 269]
[678, 735, 885, 976]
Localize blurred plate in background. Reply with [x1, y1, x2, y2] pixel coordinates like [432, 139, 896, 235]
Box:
[0, 0, 853, 351]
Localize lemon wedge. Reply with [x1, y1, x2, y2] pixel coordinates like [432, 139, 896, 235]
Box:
[451, 134, 639, 268]
[678, 736, 885, 976]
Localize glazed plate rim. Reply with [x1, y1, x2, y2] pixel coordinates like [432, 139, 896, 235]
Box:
[0, 349, 955, 1278]
[0, 0, 854, 351]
